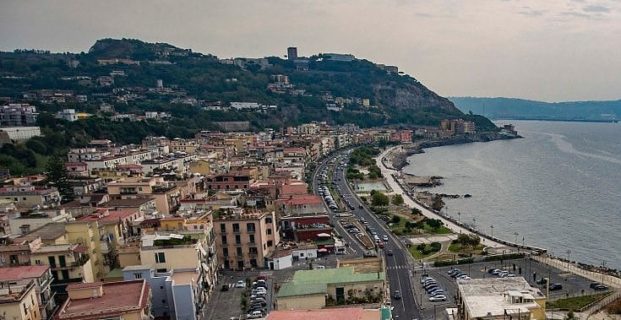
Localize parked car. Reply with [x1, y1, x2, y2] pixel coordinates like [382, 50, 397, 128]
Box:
[382, 235, 389, 242]
[235, 280, 246, 288]
[429, 295, 447, 302]
[221, 284, 229, 291]
[549, 283, 563, 291]
[246, 311, 263, 319]
[590, 283, 608, 290]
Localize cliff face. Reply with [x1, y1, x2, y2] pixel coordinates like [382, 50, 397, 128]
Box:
[374, 82, 460, 114]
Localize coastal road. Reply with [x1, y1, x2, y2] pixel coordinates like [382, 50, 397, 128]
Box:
[377, 146, 508, 249]
[326, 150, 422, 320]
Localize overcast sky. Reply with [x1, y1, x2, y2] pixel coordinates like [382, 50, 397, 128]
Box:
[1, 0, 620, 102]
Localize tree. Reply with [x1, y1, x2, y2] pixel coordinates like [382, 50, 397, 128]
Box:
[371, 191, 389, 206]
[45, 155, 75, 203]
[391, 215, 401, 224]
[411, 208, 422, 215]
[392, 194, 404, 206]
[431, 194, 445, 211]
[426, 218, 444, 230]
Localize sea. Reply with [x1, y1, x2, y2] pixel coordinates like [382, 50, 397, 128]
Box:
[404, 120, 621, 269]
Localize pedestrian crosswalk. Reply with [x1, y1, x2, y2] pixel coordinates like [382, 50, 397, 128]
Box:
[386, 265, 410, 270]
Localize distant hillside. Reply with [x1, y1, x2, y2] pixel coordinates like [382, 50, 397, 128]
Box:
[450, 97, 621, 122]
[0, 38, 496, 131]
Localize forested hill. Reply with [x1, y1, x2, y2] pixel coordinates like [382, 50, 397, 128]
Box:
[450, 96, 621, 122]
[0, 38, 495, 133]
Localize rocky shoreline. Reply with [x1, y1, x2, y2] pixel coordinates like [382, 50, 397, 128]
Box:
[391, 132, 522, 170]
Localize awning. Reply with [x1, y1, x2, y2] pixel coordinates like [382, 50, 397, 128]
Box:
[318, 248, 329, 253]
[317, 233, 331, 238]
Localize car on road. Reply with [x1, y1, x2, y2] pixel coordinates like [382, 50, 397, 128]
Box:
[429, 295, 447, 302]
[235, 280, 246, 288]
[393, 290, 402, 300]
[536, 278, 548, 285]
[358, 205, 363, 209]
[590, 282, 608, 290]
[549, 283, 563, 291]
[382, 234, 389, 241]
[386, 249, 393, 256]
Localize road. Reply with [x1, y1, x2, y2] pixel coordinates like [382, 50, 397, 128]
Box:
[312, 150, 422, 320]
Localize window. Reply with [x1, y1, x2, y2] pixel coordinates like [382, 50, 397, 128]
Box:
[267, 228, 272, 235]
[249, 234, 255, 244]
[220, 223, 226, 233]
[133, 273, 143, 279]
[155, 252, 166, 263]
[221, 235, 227, 244]
[249, 247, 258, 254]
[265, 217, 273, 224]
[236, 247, 242, 255]
[235, 235, 241, 244]
[267, 240, 273, 247]
[232, 223, 240, 233]
[223, 248, 229, 257]
[247, 223, 256, 232]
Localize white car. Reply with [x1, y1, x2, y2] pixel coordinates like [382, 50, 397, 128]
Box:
[382, 235, 389, 241]
[429, 295, 447, 302]
[235, 280, 246, 288]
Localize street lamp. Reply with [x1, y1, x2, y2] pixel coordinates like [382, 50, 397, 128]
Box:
[566, 250, 571, 268]
[457, 212, 461, 223]
[472, 217, 476, 230]
[490, 225, 494, 238]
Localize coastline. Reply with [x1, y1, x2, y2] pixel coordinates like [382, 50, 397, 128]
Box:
[380, 142, 621, 282]
[391, 132, 522, 170]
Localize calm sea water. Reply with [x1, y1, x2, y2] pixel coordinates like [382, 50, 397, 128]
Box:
[404, 121, 621, 269]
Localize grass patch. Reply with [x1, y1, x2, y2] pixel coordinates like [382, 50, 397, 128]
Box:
[448, 243, 485, 254]
[547, 293, 611, 310]
[408, 243, 441, 260]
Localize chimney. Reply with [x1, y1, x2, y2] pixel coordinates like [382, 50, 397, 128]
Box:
[20, 224, 31, 235]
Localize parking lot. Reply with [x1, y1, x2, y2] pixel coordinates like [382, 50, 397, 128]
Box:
[204, 273, 275, 320]
[411, 257, 610, 319]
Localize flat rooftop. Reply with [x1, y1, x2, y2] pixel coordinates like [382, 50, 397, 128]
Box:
[267, 308, 380, 320]
[458, 277, 545, 318]
[0, 265, 49, 281]
[277, 267, 385, 298]
[14, 223, 66, 242]
[58, 280, 148, 320]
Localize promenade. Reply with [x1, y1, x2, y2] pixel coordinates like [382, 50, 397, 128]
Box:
[375, 146, 508, 249]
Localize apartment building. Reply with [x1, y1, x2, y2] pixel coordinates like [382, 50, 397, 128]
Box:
[0, 266, 55, 320]
[56, 280, 151, 320]
[0, 104, 38, 126]
[30, 243, 95, 288]
[122, 266, 202, 320]
[107, 177, 181, 214]
[0, 279, 41, 320]
[214, 208, 279, 270]
[0, 185, 61, 210]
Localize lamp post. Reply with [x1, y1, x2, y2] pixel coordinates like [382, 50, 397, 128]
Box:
[566, 250, 571, 269]
[490, 225, 494, 238]
[458, 211, 461, 223]
[472, 217, 476, 230]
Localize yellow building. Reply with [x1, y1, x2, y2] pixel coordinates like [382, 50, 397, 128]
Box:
[30, 243, 95, 284]
[455, 277, 546, 320]
[56, 280, 151, 320]
[107, 177, 180, 214]
[65, 214, 124, 281]
[0, 279, 42, 320]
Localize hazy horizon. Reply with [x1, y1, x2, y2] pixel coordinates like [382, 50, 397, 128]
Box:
[2, 0, 621, 102]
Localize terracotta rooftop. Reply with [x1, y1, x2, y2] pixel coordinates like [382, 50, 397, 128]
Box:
[267, 308, 378, 320]
[0, 265, 49, 281]
[77, 209, 138, 224]
[278, 194, 323, 206]
[58, 280, 149, 320]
